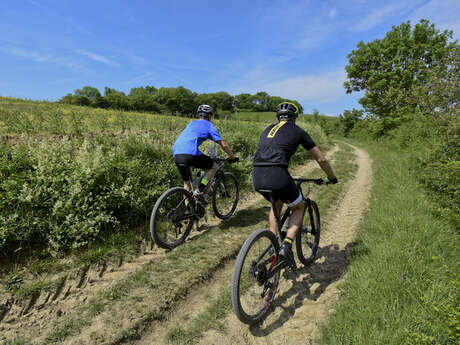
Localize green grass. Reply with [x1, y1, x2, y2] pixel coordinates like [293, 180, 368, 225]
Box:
[318, 142, 460, 345]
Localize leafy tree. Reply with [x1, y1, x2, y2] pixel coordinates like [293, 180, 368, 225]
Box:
[344, 19, 458, 120]
[74, 86, 101, 100]
[251, 91, 270, 111]
[103, 87, 128, 109]
[234, 93, 252, 110]
[128, 86, 160, 112]
[339, 109, 364, 136]
[154, 87, 182, 115]
[60, 93, 74, 104]
[90, 95, 110, 109]
[212, 91, 234, 111]
[267, 96, 283, 111]
[174, 86, 196, 116]
[194, 93, 216, 112]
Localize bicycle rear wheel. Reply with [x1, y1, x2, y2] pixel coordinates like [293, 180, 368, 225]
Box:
[150, 187, 195, 249]
[212, 172, 239, 219]
[232, 229, 280, 325]
[296, 200, 320, 266]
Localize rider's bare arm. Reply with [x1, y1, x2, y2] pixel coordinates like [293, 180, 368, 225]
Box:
[217, 140, 237, 159]
[308, 146, 336, 180]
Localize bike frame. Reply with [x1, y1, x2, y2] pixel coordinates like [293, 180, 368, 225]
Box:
[189, 158, 230, 195]
[257, 178, 323, 279]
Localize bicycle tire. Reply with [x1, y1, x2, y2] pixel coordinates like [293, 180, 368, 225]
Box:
[211, 172, 239, 220]
[295, 200, 320, 266]
[232, 229, 280, 325]
[150, 187, 195, 249]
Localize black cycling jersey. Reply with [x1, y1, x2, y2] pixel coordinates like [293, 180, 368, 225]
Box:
[253, 121, 316, 167]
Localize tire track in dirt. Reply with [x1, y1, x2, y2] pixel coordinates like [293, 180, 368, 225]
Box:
[132, 146, 340, 345]
[0, 146, 339, 344]
[192, 144, 373, 345]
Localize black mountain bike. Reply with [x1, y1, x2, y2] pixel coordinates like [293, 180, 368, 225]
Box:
[231, 178, 323, 325]
[150, 158, 239, 250]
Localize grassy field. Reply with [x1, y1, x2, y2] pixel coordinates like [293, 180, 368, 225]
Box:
[0, 96, 330, 272]
[318, 142, 459, 345]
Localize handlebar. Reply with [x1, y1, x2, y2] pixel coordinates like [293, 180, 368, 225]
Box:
[294, 177, 338, 186]
[212, 157, 239, 163]
[293, 178, 324, 186]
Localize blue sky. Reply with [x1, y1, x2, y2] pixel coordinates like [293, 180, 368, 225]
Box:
[0, 0, 458, 116]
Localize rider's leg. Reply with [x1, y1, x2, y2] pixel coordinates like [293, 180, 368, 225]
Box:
[269, 199, 284, 236]
[183, 181, 192, 192]
[285, 202, 305, 239]
[200, 162, 218, 193]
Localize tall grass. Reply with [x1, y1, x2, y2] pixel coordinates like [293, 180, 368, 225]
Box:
[0, 98, 330, 258]
[319, 143, 459, 345]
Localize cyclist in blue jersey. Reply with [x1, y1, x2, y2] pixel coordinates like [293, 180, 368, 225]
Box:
[173, 105, 238, 197]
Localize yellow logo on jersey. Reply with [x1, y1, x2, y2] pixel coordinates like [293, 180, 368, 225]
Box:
[267, 121, 287, 138]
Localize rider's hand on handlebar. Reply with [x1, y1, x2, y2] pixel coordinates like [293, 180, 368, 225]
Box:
[229, 157, 239, 163]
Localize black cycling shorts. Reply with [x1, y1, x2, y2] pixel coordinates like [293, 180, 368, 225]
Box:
[252, 166, 302, 206]
[174, 154, 214, 181]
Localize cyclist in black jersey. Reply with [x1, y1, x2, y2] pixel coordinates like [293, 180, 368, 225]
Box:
[252, 102, 337, 269]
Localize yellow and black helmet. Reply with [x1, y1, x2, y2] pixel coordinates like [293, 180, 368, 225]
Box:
[276, 102, 299, 119]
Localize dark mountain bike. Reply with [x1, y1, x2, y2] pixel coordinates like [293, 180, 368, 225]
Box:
[150, 158, 239, 250]
[231, 178, 323, 325]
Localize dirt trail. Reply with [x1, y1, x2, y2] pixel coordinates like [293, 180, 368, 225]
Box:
[132, 146, 341, 345]
[0, 146, 338, 344]
[191, 144, 373, 345]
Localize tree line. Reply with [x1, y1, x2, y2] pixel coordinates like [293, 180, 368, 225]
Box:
[60, 86, 303, 117]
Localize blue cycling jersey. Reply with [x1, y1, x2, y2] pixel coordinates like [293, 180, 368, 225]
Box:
[173, 119, 223, 156]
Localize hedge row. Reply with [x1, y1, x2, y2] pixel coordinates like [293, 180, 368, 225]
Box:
[0, 117, 328, 256]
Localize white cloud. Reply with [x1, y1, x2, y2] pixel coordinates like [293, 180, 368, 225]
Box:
[409, 0, 460, 39]
[77, 49, 119, 67]
[261, 69, 347, 103]
[351, 4, 400, 32]
[0, 46, 81, 70]
[351, 0, 425, 32]
[329, 8, 337, 19]
[230, 68, 347, 104]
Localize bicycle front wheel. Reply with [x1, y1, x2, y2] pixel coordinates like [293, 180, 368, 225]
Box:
[150, 187, 195, 250]
[232, 229, 280, 325]
[211, 172, 239, 219]
[296, 200, 320, 266]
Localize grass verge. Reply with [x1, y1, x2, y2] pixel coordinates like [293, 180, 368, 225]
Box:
[318, 142, 460, 345]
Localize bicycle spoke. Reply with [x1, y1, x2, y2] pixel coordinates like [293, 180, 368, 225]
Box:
[150, 188, 195, 249]
[296, 200, 320, 266]
[212, 172, 239, 219]
[234, 232, 279, 322]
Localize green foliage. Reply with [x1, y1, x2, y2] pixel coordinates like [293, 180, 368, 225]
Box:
[0, 103, 330, 257]
[402, 260, 460, 345]
[339, 108, 364, 136]
[0, 135, 179, 255]
[319, 145, 460, 345]
[416, 114, 460, 225]
[58, 85, 304, 117]
[346, 46, 459, 225]
[344, 19, 458, 121]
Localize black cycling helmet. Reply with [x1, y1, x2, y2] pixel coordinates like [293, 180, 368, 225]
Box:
[196, 104, 214, 119]
[276, 102, 299, 120]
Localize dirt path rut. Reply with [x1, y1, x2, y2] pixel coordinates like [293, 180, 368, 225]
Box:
[192, 144, 373, 345]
